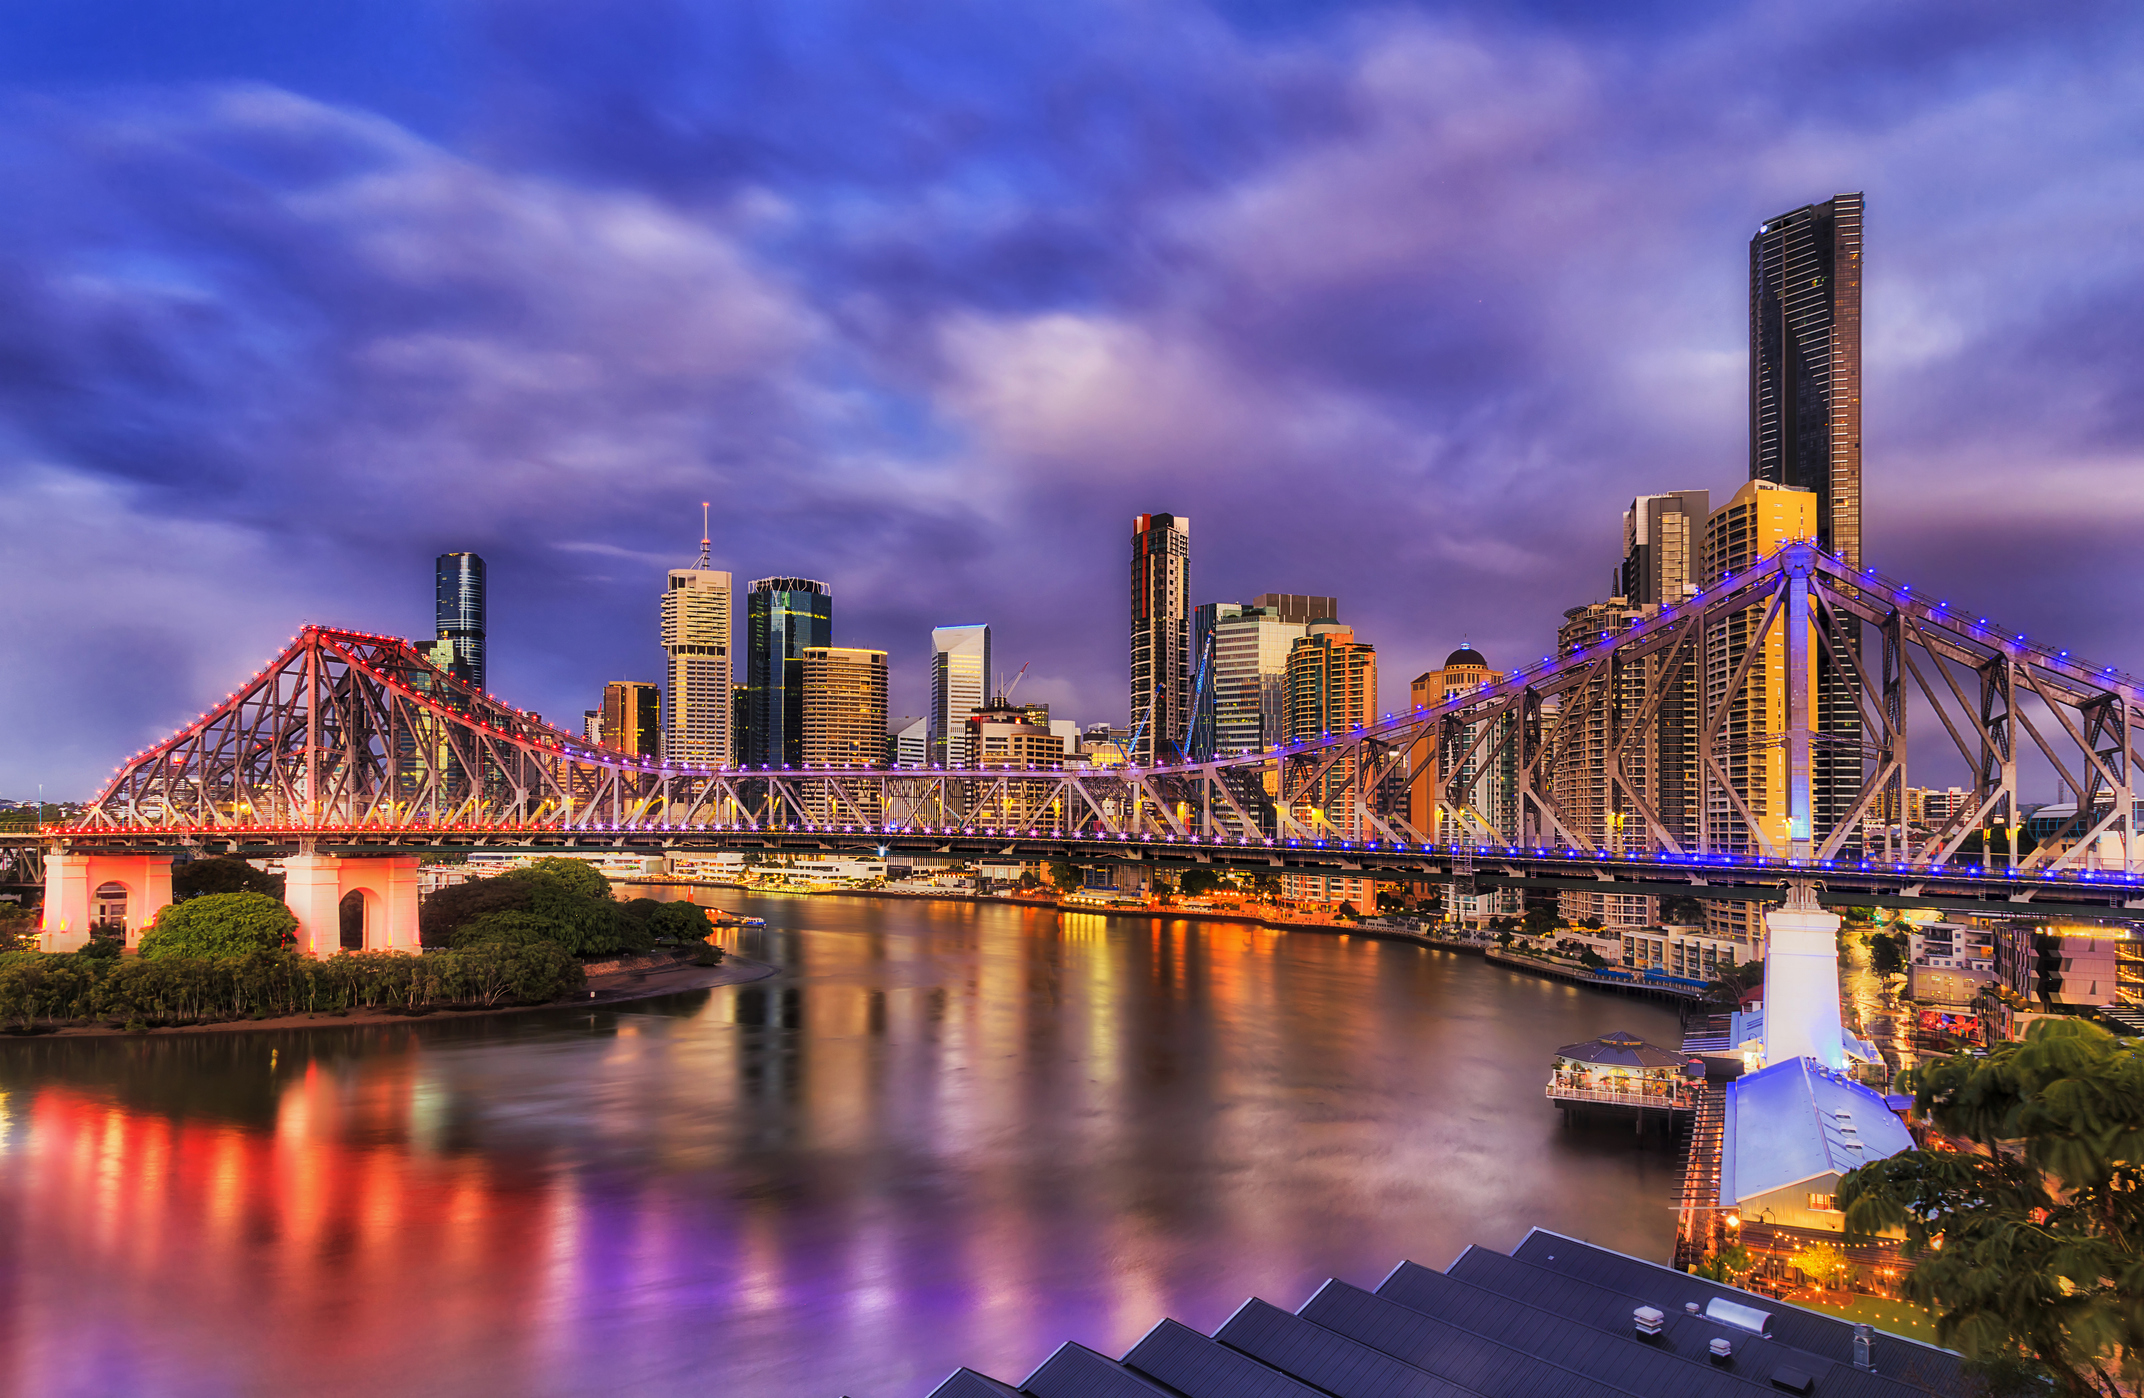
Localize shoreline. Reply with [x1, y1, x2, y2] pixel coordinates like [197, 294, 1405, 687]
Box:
[0, 953, 779, 1042]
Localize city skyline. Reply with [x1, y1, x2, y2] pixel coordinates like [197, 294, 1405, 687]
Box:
[6, 3, 2144, 797]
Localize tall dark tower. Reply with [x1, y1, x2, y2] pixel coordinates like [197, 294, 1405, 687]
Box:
[1129, 513, 1191, 767]
[1750, 192, 1863, 567]
[1752, 192, 1864, 853]
[743, 577, 833, 767]
[433, 552, 486, 691]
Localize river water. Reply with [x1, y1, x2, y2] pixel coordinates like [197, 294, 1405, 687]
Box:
[0, 893, 1683, 1398]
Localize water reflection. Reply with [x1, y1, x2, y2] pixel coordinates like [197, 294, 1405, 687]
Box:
[0, 896, 1683, 1398]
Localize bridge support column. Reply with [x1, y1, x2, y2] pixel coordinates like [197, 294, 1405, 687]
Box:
[1760, 885, 1845, 1071]
[40, 852, 172, 951]
[286, 853, 422, 957]
[40, 853, 92, 952]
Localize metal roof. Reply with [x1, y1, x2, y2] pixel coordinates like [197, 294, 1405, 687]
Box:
[1552, 1030, 1690, 1069]
[1717, 1057, 1916, 1205]
[927, 1228, 1968, 1398]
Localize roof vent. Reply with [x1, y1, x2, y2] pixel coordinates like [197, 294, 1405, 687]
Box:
[1685, 1301, 1702, 1314]
[1710, 1337, 1733, 1366]
[1634, 1306, 1664, 1338]
[1705, 1296, 1773, 1335]
[1769, 1367, 1815, 1395]
[1853, 1322, 1876, 1372]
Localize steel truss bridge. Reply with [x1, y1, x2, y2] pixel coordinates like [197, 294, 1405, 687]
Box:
[23, 542, 2144, 923]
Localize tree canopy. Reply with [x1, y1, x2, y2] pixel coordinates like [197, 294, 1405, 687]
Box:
[1838, 1018, 2144, 1396]
[173, 856, 283, 901]
[418, 860, 709, 959]
[140, 892, 297, 960]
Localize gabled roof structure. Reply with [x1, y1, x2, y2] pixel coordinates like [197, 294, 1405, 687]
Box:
[1718, 1057, 1915, 1206]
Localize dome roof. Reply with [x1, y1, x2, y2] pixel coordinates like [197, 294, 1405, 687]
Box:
[1444, 646, 1489, 669]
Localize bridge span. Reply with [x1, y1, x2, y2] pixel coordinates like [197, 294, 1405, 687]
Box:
[17, 540, 2144, 954]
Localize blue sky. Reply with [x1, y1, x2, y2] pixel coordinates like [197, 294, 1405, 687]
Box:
[3, 0, 2142, 796]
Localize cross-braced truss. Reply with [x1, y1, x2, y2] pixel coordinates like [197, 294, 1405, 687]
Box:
[68, 545, 2144, 877]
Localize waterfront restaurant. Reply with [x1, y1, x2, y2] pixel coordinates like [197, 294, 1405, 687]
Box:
[1545, 1031, 1701, 1112]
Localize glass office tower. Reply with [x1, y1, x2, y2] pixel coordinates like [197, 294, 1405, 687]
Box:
[433, 552, 486, 691]
[743, 578, 833, 767]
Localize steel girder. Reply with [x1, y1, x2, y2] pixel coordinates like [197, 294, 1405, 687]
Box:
[66, 552, 2144, 877]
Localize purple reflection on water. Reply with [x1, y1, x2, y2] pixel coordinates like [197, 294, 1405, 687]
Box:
[0, 896, 1682, 1396]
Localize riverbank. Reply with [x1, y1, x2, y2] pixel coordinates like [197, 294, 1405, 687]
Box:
[0, 951, 778, 1041]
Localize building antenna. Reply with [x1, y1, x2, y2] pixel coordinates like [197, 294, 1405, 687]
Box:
[697, 502, 711, 569]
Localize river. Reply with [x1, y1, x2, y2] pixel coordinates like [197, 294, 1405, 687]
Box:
[0, 892, 1685, 1398]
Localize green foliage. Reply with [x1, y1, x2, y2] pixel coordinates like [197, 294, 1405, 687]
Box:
[420, 860, 646, 958]
[1047, 859, 1080, 890]
[1837, 1018, 2144, 1396]
[451, 909, 570, 950]
[1660, 895, 1706, 925]
[1250, 872, 1281, 899]
[140, 892, 296, 960]
[1178, 868, 1222, 898]
[0, 904, 39, 953]
[173, 856, 282, 901]
[0, 943, 583, 1027]
[1578, 949, 1606, 970]
[1523, 905, 1559, 938]
[519, 857, 613, 901]
[1868, 929, 1909, 975]
[1791, 1241, 1850, 1290]
[1333, 901, 1358, 920]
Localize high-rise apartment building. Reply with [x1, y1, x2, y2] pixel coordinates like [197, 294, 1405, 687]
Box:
[1753, 194, 1867, 856]
[1618, 491, 1709, 606]
[743, 578, 832, 767]
[1408, 647, 1514, 846]
[663, 520, 733, 766]
[1283, 621, 1376, 836]
[1554, 600, 1658, 929]
[1751, 193, 1862, 567]
[1129, 513, 1191, 766]
[928, 625, 991, 767]
[601, 681, 662, 758]
[1191, 602, 1314, 760]
[432, 552, 486, 691]
[799, 647, 888, 767]
[1700, 480, 1819, 946]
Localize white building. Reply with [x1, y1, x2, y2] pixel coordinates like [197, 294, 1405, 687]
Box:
[929, 624, 991, 767]
[663, 523, 734, 765]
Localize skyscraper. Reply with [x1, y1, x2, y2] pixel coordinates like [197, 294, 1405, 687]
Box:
[1129, 513, 1191, 766]
[1752, 194, 1866, 853]
[743, 578, 833, 767]
[663, 511, 734, 766]
[601, 681, 662, 757]
[1750, 193, 1862, 566]
[1250, 593, 1338, 625]
[928, 625, 991, 767]
[1617, 491, 1709, 606]
[1191, 601, 1313, 760]
[432, 552, 486, 690]
[1283, 621, 1376, 837]
[800, 647, 889, 767]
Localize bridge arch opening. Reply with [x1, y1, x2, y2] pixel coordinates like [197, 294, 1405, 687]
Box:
[93, 881, 129, 931]
[338, 889, 370, 951]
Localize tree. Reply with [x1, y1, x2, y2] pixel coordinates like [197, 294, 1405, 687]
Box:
[1838, 1019, 2144, 1396]
[0, 904, 37, 953]
[174, 856, 282, 901]
[1523, 905, 1559, 939]
[520, 857, 613, 901]
[1250, 872, 1281, 901]
[1704, 959, 1761, 1004]
[451, 909, 571, 950]
[1868, 929, 1908, 975]
[1333, 901, 1358, 920]
[1660, 895, 1706, 925]
[1179, 868, 1221, 898]
[1791, 1241, 1850, 1292]
[140, 892, 297, 960]
[1047, 859, 1081, 890]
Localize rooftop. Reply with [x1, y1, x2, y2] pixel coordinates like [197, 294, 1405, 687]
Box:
[928, 1227, 1965, 1398]
[1719, 1057, 1915, 1206]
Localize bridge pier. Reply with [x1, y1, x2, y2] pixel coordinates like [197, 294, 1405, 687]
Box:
[40, 852, 173, 952]
[1760, 883, 1846, 1071]
[285, 853, 421, 958]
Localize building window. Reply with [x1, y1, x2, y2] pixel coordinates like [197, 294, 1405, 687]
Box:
[1808, 1192, 1839, 1212]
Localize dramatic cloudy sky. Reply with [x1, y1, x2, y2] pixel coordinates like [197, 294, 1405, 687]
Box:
[3, 0, 2141, 797]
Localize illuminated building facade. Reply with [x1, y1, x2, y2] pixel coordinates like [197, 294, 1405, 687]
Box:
[663, 535, 733, 765]
[928, 624, 991, 767]
[799, 647, 888, 768]
[744, 578, 832, 767]
[1129, 513, 1191, 766]
[432, 552, 486, 690]
[600, 681, 661, 758]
